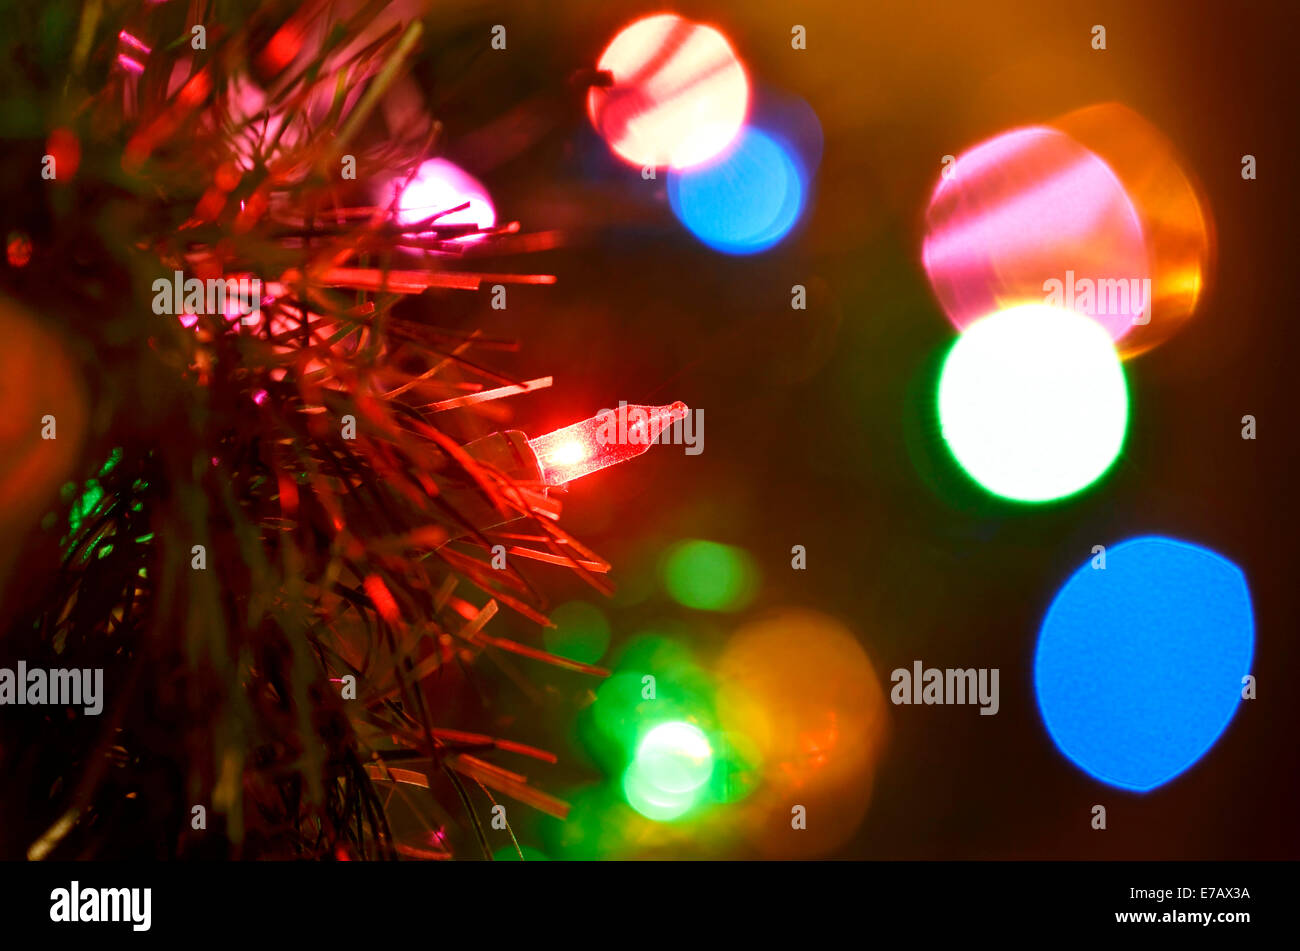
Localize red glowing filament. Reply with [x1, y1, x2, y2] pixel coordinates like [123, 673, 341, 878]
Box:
[527, 402, 689, 486]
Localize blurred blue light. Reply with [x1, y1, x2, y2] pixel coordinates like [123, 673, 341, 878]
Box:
[1034, 536, 1254, 792]
[667, 127, 806, 254]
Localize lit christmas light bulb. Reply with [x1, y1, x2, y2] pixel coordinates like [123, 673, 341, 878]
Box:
[445, 401, 689, 540]
[527, 401, 688, 486]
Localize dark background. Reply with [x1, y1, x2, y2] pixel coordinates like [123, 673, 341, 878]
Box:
[426, 0, 1297, 858]
[0, 0, 1290, 868]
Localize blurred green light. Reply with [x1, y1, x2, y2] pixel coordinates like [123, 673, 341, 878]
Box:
[623, 763, 699, 821]
[581, 632, 717, 778]
[617, 627, 701, 675]
[589, 671, 651, 748]
[590, 632, 715, 743]
[635, 721, 714, 793]
[663, 540, 757, 611]
[491, 845, 549, 861]
[623, 721, 714, 821]
[541, 784, 638, 860]
[543, 600, 611, 664]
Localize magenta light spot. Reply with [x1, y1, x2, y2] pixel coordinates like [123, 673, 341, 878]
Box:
[922, 127, 1149, 342]
[396, 159, 495, 243]
[118, 31, 152, 55]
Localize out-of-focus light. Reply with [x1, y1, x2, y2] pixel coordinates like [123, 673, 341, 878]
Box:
[622, 768, 697, 821]
[587, 670, 653, 752]
[623, 721, 714, 821]
[7, 231, 32, 268]
[45, 128, 81, 183]
[1035, 537, 1254, 791]
[636, 721, 714, 793]
[662, 539, 758, 611]
[543, 601, 611, 665]
[579, 629, 717, 785]
[937, 304, 1128, 503]
[668, 127, 805, 254]
[490, 845, 548, 861]
[117, 30, 151, 54]
[396, 158, 495, 240]
[588, 13, 748, 170]
[922, 126, 1148, 343]
[527, 401, 688, 485]
[715, 609, 887, 857]
[708, 731, 762, 804]
[1052, 104, 1214, 358]
[541, 785, 618, 859]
